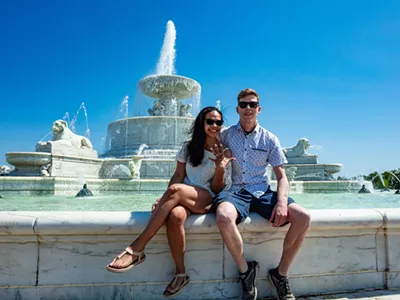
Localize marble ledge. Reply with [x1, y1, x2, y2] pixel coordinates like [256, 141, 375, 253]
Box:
[1, 209, 399, 237]
[376, 209, 400, 228]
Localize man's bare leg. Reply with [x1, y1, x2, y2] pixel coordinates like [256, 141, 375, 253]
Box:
[277, 203, 310, 275]
[216, 202, 248, 273]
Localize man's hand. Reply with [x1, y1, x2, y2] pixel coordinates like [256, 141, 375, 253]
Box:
[270, 202, 288, 227]
[151, 198, 161, 213]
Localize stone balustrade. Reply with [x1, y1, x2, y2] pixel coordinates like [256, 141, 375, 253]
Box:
[1, 208, 399, 299]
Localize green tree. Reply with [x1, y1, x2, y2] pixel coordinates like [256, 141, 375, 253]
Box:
[364, 169, 400, 189]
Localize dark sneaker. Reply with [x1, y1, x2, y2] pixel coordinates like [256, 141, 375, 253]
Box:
[268, 267, 295, 300]
[239, 261, 260, 300]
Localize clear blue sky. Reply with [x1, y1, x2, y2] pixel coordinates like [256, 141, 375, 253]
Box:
[1, 0, 399, 177]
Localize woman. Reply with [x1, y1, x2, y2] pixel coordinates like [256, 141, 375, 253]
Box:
[106, 106, 234, 298]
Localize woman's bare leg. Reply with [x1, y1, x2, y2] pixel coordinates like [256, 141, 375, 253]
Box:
[167, 206, 191, 273]
[164, 205, 191, 294]
[108, 184, 212, 269]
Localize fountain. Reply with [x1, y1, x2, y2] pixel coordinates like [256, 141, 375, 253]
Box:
[0, 19, 362, 194]
[1, 20, 400, 300]
[100, 21, 200, 179]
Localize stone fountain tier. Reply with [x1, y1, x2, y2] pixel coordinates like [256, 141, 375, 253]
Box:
[138, 75, 200, 117]
[6, 152, 102, 178]
[102, 116, 194, 158]
[268, 163, 343, 182]
[6, 152, 53, 176]
[138, 75, 200, 100]
[278, 138, 344, 181]
[287, 163, 343, 181]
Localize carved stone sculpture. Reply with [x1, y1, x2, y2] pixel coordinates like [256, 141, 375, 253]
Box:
[283, 138, 318, 164]
[34, 120, 98, 159]
[148, 100, 166, 116]
[52, 120, 92, 149]
[40, 163, 51, 177]
[36, 120, 93, 150]
[129, 155, 144, 179]
[0, 165, 12, 176]
[75, 183, 93, 197]
[285, 166, 297, 182]
[358, 184, 371, 194]
[179, 103, 192, 117]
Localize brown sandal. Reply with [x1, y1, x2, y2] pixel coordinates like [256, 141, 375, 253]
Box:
[163, 273, 190, 298]
[106, 247, 146, 273]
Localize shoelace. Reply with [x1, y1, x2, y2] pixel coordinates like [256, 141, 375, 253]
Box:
[237, 275, 252, 291]
[277, 277, 292, 296]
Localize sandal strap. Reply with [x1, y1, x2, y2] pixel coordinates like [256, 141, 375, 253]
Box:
[170, 273, 188, 288]
[116, 247, 144, 259]
[125, 247, 144, 258]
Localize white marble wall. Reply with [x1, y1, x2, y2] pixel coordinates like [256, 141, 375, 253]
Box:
[0, 209, 399, 300]
[0, 177, 365, 196]
[50, 155, 102, 178]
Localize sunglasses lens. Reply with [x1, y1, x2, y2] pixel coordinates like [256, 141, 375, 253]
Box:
[239, 102, 258, 108]
[206, 119, 223, 126]
[250, 102, 258, 108]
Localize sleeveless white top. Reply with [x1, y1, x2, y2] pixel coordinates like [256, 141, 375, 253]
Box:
[176, 142, 232, 197]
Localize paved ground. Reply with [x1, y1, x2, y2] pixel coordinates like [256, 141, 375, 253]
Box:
[261, 290, 400, 300]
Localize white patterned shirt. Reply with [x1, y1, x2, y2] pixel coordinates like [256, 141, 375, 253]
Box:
[176, 142, 232, 197]
[220, 122, 287, 198]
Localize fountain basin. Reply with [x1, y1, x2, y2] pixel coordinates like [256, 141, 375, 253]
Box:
[6, 152, 102, 178]
[6, 152, 52, 167]
[102, 116, 194, 158]
[0, 177, 374, 196]
[138, 75, 201, 100]
[270, 163, 344, 181]
[100, 156, 144, 179]
[324, 163, 344, 174]
[6, 152, 52, 176]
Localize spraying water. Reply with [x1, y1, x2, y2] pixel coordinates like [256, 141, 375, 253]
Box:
[38, 131, 52, 143]
[372, 172, 388, 189]
[215, 100, 221, 110]
[119, 96, 129, 157]
[377, 172, 387, 188]
[69, 102, 90, 138]
[156, 20, 176, 75]
[120, 96, 129, 119]
[387, 172, 400, 184]
[63, 112, 71, 124]
[137, 144, 148, 156]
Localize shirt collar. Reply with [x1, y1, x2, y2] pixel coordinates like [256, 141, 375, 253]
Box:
[236, 121, 260, 134]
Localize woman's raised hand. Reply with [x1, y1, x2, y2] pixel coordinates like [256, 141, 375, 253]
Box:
[209, 141, 235, 170]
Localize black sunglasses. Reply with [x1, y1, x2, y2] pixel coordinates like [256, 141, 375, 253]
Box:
[205, 119, 224, 126]
[238, 101, 259, 109]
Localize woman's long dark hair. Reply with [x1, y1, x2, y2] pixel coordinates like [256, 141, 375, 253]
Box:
[187, 106, 223, 167]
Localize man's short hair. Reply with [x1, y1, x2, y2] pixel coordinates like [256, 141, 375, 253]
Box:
[237, 88, 259, 103]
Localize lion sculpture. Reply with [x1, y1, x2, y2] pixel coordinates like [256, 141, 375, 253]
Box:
[50, 120, 93, 149]
[283, 138, 314, 158]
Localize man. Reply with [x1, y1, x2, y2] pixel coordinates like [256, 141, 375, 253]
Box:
[212, 88, 310, 300]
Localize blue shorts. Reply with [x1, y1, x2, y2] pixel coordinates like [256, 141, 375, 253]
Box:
[211, 188, 295, 224]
